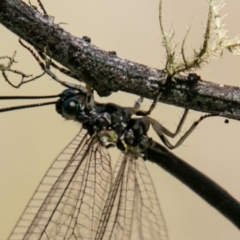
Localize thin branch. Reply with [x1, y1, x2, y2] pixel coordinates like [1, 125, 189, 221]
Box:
[0, 0, 240, 121]
[0, 51, 45, 88]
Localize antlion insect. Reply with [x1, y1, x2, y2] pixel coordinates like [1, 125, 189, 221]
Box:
[0, 39, 240, 240]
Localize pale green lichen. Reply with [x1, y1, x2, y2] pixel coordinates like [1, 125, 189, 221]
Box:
[159, 0, 240, 77]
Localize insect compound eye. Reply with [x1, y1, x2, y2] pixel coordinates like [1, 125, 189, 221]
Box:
[62, 99, 80, 119]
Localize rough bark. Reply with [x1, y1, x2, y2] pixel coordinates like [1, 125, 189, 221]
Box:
[1, 0, 240, 120]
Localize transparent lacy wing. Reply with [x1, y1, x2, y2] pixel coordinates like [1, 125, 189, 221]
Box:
[132, 159, 168, 240]
[8, 128, 112, 240]
[99, 154, 169, 240]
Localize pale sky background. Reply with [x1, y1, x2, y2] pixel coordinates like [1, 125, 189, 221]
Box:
[0, 0, 240, 239]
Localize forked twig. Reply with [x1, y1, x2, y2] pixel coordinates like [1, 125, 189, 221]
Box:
[0, 51, 45, 88]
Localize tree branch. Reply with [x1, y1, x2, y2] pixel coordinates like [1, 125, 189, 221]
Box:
[1, 0, 240, 120]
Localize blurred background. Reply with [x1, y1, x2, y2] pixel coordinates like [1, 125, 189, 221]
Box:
[0, 0, 240, 239]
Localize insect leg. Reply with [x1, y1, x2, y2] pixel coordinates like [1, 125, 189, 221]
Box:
[135, 77, 169, 117]
[135, 91, 163, 116]
[148, 112, 218, 149]
[19, 39, 88, 92]
[36, 49, 80, 81]
[131, 84, 163, 116]
[131, 96, 144, 113]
